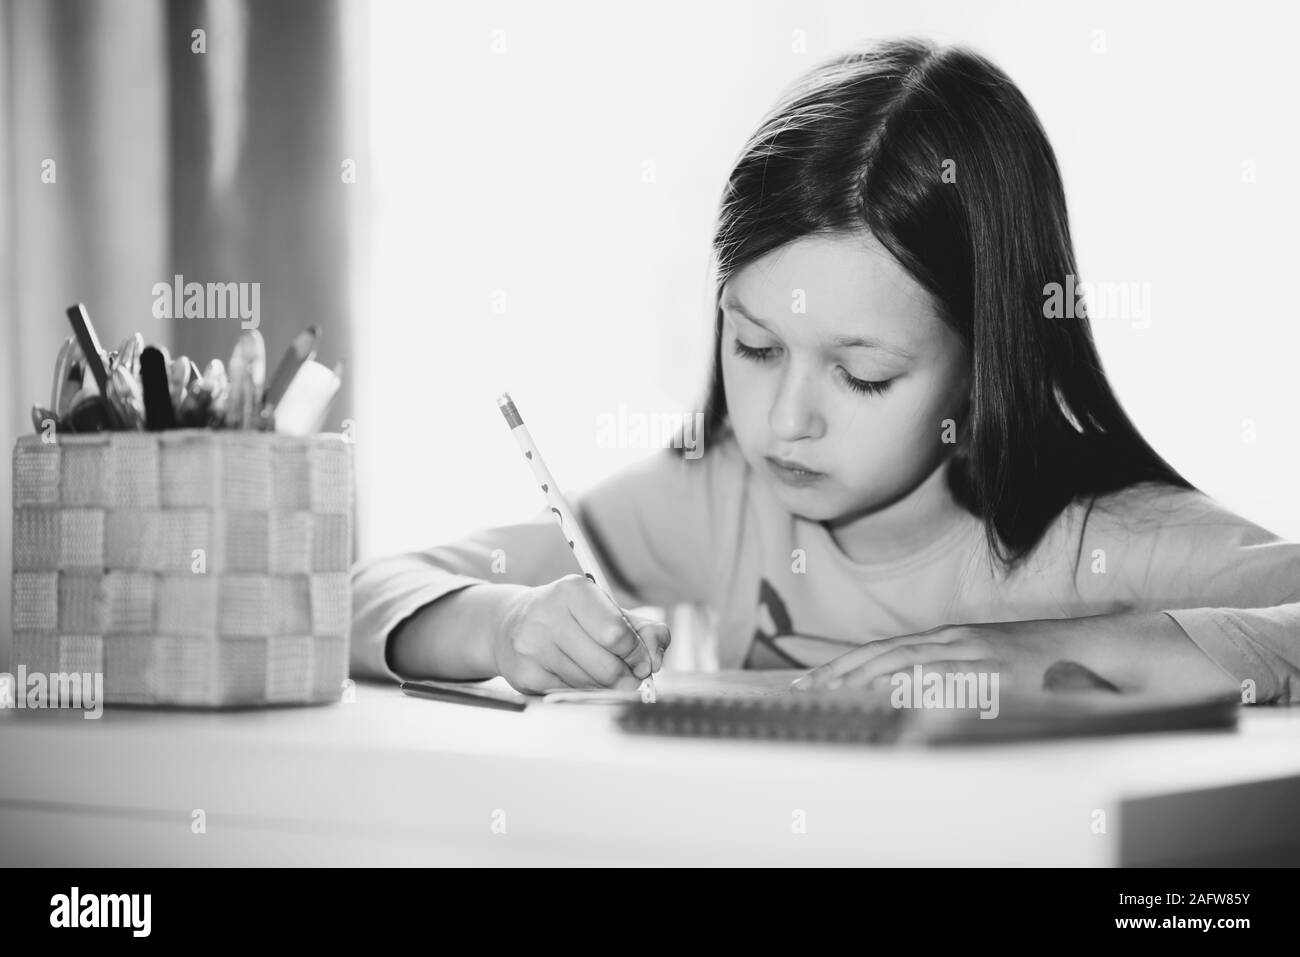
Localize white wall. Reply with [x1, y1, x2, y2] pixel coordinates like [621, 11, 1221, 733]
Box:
[362, 0, 1300, 559]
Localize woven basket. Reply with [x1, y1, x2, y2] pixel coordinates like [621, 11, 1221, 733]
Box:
[11, 430, 353, 707]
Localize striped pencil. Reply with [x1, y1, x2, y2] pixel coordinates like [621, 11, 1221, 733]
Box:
[497, 392, 657, 702]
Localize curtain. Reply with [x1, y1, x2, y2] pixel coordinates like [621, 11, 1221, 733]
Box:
[0, 0, 366, 669]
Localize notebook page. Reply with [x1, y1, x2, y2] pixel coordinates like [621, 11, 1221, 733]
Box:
[541, 669, 804, 704]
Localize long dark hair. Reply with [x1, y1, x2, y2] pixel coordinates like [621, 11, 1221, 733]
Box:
[679, 36, 1194, 574]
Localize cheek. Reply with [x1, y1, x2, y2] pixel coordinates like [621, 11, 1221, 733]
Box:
[720, 355, 749, 434]
[835, 385, 945, 468]
[721, 353, 761, 423]
[890, 384, 965, 471]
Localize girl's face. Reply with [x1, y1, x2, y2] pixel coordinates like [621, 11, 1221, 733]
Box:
[720, 231, 971, 524]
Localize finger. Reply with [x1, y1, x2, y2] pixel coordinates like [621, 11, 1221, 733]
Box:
[510, 663, 572, 695]
[560, 645, 642, 690]
[835, 644, 988, 690]
[796, 629, 966, 688]
[834, 629, 958, 668]
[567, 583, 655, 670]
[539, 642, 608, 689]
[793, 642, 887, 689]
[609, 610, 667, 675]
[625, 613, 671, 672]
[864, 660, 1003, 702]
[553, 626, 639, 687]
[608, 615, 660, 676]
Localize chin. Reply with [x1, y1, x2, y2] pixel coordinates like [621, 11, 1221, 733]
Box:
[768, 483, 843, 521]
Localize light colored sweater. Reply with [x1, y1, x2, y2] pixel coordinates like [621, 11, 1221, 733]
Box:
[351, 435, 1300, 703]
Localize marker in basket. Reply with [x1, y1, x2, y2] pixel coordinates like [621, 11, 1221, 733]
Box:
[64, 304, 111, 397]
[64, 303, 123, 429]
[496, 392, 658, 703]
[264, 324, 320, 411]
[140, 346, 178, 430]
[273, 358, 342, 435]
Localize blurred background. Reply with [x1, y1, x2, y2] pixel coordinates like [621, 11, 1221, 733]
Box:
[3, 0, 1298, 670]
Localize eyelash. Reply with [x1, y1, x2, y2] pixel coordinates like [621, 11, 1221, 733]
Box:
[731, 340, 894, 396]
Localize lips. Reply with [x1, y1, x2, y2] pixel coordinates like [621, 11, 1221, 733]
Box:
[767, 455, 823, 475]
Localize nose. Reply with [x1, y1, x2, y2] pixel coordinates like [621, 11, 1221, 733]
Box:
[768, 363, 825, 442]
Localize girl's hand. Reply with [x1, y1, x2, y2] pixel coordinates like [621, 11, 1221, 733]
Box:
[790, 619, 1070, 694]
[492, 574, 670, 694]
[789, 613, 1238, 697]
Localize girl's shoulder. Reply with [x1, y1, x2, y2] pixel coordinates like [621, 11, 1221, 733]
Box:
[1049, 479, 1300, 615]
[1082, 480, 1280, 542]
[1006, 479, 1280, 581]
[1048, 479, 1289, 595]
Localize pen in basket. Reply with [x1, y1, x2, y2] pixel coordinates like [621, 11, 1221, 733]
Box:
[264, 324, 320, 411]
[37, 304, 345, 435]
[496, 392, 658, 703]
[64, 303, 124, 429]
[223, 329, 266, 430]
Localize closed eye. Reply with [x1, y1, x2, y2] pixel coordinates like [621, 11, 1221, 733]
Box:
[732, 339, 778, 362]
[837, 368, 894, 396]
[734, 339, 894, 396]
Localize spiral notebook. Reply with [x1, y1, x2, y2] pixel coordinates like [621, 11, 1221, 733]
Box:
[613, 679, 1240, 746]
[400, 670, 1238, 745]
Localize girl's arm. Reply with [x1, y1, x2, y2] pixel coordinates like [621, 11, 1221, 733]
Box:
[1094, 487, 1300, 703]
[791, 610, 1245, 699]
[800, 485, 1300, 703]
[349, 438, 748, 683]
[384, 581, 527, 680]
[1160, 603, 1300, 703]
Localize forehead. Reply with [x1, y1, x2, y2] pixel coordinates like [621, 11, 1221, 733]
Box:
[723, 232, 946, 350]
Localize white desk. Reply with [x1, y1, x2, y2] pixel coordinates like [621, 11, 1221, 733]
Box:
[2, 676, 1299, 866]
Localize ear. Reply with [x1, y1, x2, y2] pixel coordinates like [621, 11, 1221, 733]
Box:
[948, 392, 974, 455]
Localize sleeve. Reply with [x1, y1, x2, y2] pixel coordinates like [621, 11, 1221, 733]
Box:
[1162, 604, 1300, 705]
[348, 438, 748, 683]
[1086, 484, 1300, 704]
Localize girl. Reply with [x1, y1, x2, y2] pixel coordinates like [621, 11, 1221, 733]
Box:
[352, 37, 1300, 704]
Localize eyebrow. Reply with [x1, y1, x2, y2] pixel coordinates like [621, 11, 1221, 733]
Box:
[722, 296, 917, 360]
